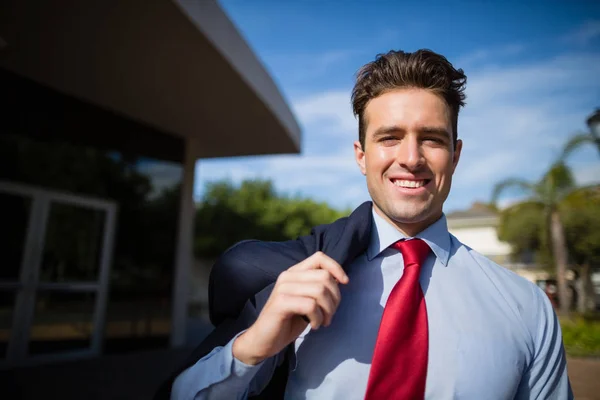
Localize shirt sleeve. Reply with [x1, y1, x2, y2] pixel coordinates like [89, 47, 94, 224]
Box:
[170, 332, 282, 400]
[515, 285, 574, 400]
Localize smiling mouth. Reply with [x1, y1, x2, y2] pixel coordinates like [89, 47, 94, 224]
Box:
[391, 179, 431, 188]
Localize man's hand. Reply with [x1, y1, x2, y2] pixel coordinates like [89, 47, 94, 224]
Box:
[232, 251, 349, 365]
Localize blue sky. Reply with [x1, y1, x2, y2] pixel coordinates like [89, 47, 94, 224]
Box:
[193, 0, 600, 212]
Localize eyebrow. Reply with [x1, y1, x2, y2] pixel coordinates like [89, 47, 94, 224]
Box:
[418, 126, 451, 138]
[372, 125, 451, 139]
[372, 126, 405, 137]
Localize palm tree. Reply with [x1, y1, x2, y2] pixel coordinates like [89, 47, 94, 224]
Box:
[562, 133, 600, 159]
[562, 109, 600, 160]
[492, 162, 575, 314]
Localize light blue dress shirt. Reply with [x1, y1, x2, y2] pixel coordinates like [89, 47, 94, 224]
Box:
[172, 211, 573, 399]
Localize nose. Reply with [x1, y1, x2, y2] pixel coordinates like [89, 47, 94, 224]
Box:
[396, 134, 424, 170]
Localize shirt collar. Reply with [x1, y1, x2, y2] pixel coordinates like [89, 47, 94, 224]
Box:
[366, 208, 451, 266]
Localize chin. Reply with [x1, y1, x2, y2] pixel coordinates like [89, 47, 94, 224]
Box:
[390, 213, 430, 225]
[385, 205, 432, 225]
[395, 201, 431, 217]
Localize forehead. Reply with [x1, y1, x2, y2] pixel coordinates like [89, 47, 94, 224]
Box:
[363, 88, 452, 134]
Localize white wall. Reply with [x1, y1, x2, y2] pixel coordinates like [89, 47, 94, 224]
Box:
[449, 225, 512, 257]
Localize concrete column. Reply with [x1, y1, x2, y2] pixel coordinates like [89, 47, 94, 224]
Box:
[170, 138, 197, 347]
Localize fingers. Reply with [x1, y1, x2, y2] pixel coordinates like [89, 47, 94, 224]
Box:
[277, 294, 324, 330]
[276, 282, 338, 326]
[269, 252, 348, 330]
[280, 269, 341, 306]
[289, 251, 349, 284]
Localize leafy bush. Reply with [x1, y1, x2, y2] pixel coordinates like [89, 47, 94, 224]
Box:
[561, 315, 600, 357]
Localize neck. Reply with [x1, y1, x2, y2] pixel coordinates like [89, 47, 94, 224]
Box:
[372, 205, 442, 237]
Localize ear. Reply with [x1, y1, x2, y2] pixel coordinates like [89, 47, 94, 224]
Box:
[451, 139, 463, 174]
[354, 140, 366, 176]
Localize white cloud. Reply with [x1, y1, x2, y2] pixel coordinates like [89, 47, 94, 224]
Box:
[465, 53, 600, 105]
[561, 20, 600, 46]
[292, 90, 356, 136]
[454, 149, 523, 187]
[195, 149, 366, 205]
[449, 51, 600, 205]
[574, 163, 600, 186]
[196, 48, 600, 211]
[263, 155, 356, 191]
[338, 181, 370, 209]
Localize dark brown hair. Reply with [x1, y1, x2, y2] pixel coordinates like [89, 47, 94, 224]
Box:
[351, 49, 467, 148]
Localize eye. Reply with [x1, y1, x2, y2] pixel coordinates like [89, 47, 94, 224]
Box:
[379, 136, 398, 144]
[423, 137, 446, 145]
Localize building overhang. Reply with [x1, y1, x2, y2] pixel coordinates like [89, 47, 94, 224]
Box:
[0, 0, 301, 161]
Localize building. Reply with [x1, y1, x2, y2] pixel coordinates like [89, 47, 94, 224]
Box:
[0, 0, 301, 371]
[447, 203, 513, 264]
[447, 202, 600, 310]
[446, 203, 548, 283]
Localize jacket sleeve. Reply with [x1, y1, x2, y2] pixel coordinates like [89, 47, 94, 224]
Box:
[154, 240, 301, 400]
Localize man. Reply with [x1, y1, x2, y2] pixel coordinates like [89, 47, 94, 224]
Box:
[163, 49, 573, 399]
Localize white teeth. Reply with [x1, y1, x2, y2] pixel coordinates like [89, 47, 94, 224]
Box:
[393, 179, 426, 188]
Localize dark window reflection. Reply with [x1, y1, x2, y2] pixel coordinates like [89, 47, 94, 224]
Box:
[0, 132, 182, 354]
[29, 291, 95, 355]
[0, 292, 15, 359]
[0, 192, 31, 281]
[41, 203, 106, 282]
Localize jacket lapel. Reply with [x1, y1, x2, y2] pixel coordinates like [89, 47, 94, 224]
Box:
[311, 200, 373, 269]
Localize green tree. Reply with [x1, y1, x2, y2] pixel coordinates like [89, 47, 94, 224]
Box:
[194, 179, 349, 258]
[561, 186, 600, 312]
[492, 162, 575, 314]
[559, 116, 600, 312]
[496, 201, 550, 267]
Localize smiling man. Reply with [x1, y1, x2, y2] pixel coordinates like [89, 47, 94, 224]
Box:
[354, 87, 460, 237]
[163, 49, 573, 400]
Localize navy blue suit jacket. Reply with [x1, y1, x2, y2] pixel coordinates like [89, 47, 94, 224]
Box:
[155, 201, 373, 399]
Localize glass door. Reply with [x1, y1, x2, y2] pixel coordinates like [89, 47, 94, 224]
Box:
[0, 181, 117, 367]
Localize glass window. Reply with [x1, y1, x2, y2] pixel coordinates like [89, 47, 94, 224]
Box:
[0, 132, 183, 354]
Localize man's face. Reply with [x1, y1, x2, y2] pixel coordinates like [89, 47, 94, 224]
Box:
[354, 88, 462, 235]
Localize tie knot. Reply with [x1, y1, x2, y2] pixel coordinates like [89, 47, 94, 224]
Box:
[392, 238, 431, 267]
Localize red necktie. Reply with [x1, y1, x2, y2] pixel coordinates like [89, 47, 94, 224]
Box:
[364, 238, 431, 400]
